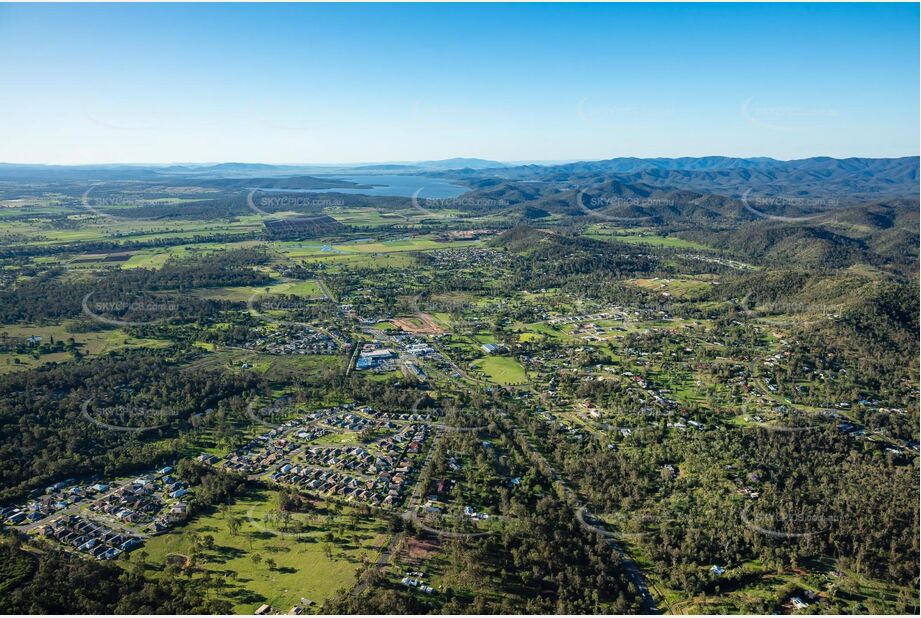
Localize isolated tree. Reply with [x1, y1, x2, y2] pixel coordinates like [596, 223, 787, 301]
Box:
[227, 515, 242, 537]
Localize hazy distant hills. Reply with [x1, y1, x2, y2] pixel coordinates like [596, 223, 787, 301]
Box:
[158, 157, 508, 175]
[445, 156, 919, 230]
[2, 156, 916, 197]
[0, 154, 916, 273]
[511, 155, 916, 175]
[413, 157, 507, 170]
[460, 156, 920, 199]
[457, 176, 752, 224]
[0, 158, 508, 181]
[446, 158, 918, 272]
[1, 155, 917, 237]
[202, 176, 370, 190]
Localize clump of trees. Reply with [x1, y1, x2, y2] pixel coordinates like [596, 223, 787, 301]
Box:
[0, 533, 231, 614]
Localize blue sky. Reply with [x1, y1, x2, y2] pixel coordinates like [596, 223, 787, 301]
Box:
[1, 3, 917, 164]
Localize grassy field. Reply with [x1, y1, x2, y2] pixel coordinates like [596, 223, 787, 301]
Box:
[519, 321, 582, 343]
[517, 332, 542, 343]
[137, 488, 389, 613]
[473, 332, 498, 345]
[472, 356, 526, 385]
[0, 324, 171, 374]
[323, 207, 465, 227]
[276, 237, 480, 259]
[16, 217, 260, 247]
[583, 226, 712, 250]
[193, 279, 325, 302]
[188, 349, 345, 386]
[300, 252, 418, 270]
[431, 312, 452, 329]
[62, 241, 264, 271]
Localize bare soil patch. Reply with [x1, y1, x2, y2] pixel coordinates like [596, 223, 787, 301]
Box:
[391, 313, 446, 334]
[398, 535, 440, 564]
[165, 553, 192, 569]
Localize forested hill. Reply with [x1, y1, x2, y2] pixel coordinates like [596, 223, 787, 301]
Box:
[673, 200, 919, 272]
[454, 156, 920, 199]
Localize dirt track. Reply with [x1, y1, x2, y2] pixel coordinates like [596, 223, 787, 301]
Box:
[391, 313, 446, 334]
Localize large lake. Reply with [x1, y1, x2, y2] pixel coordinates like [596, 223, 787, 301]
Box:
[308, 174, 467, 198]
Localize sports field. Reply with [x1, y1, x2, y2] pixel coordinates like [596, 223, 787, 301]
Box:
[472, 355, 526, 385]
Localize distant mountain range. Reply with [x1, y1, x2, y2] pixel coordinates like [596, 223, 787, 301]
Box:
[353, 158, 506, 171]
[0, 155, 916, 274]
[1, 155, 916, 191]
[0, 158, 509, 181]
[492, 155, 915, 174]
[1, 156, 917, 208]
[450, 156, 920, 199]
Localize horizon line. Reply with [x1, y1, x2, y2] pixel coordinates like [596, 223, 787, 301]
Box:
[2, 154, 919, 168]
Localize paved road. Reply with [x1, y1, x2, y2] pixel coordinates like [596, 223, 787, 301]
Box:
[424, 337, 489, 386]
[344, 327, 661, 611]
[510, 424, 660, 613]
[574, 507, 660, 614]
[15, 481, 129, 534]
[317, 278, 338, 304]
[352, 529, 402, 597]
[352, 429, 444, 596]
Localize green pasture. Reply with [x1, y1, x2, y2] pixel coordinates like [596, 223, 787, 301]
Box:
[137, 489, 388, 613]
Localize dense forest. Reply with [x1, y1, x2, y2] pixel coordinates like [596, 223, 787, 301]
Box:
[0, 352, 264, 501]
[0, 248, 271, 324]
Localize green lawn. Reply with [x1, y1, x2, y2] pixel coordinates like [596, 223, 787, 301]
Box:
[472, 356, 527, 385]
